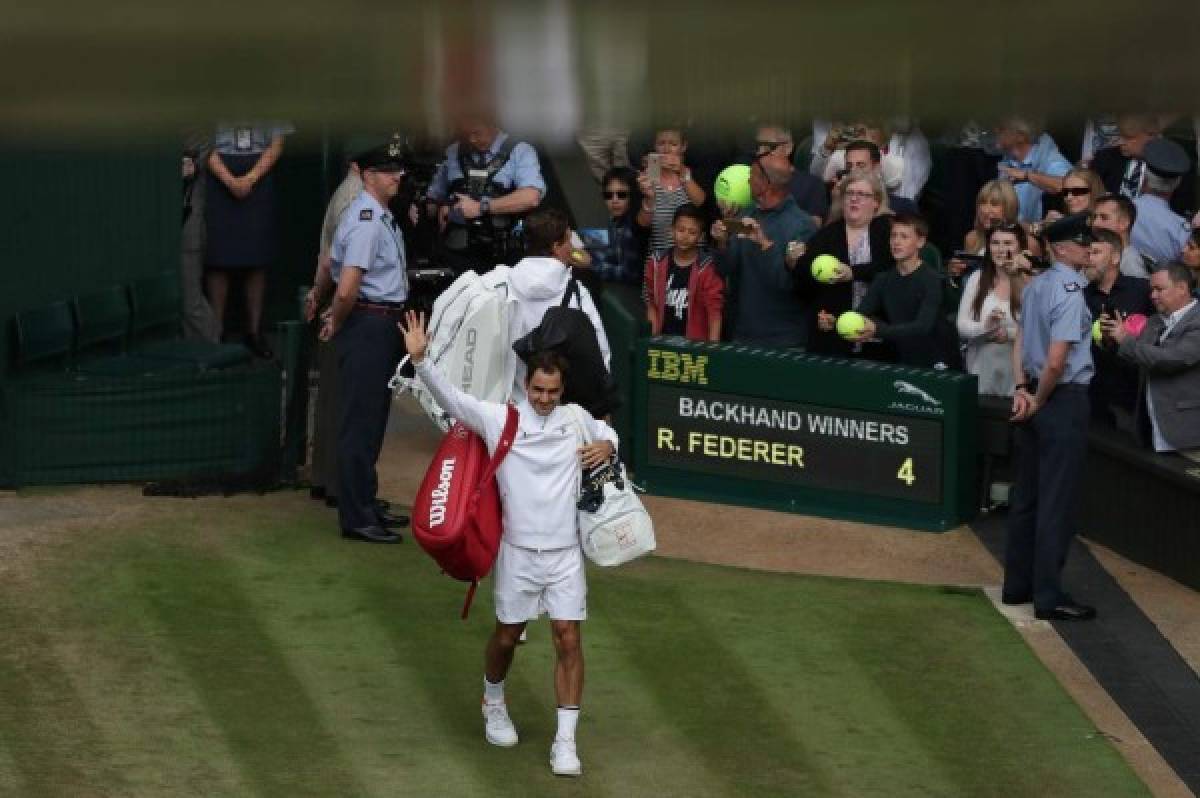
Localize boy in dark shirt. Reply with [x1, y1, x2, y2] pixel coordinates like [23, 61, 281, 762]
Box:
[644, 204, 725, 341]
[819, 213, 960, 368]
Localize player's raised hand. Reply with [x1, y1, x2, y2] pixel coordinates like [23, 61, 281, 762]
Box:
[400, 310, 429, 363]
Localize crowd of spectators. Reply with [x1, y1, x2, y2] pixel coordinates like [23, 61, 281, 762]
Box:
[573, 114, 1200, 457]
[183, 112, 1200, 459]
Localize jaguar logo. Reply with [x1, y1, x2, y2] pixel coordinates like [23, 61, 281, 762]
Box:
[893, 380, 941, 407]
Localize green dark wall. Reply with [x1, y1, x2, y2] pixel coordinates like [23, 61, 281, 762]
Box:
[0, 138, 330, 376]
[0, 145, 180, 376]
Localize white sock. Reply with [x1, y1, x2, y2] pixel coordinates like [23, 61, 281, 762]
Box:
[483, 677, 505, 704]
[556, 706, 580, 741]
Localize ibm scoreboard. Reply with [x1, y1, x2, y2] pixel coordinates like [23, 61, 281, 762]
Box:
[632, 340, 978, 531]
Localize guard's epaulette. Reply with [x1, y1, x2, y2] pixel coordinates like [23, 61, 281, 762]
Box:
[359, 209, 373, 221]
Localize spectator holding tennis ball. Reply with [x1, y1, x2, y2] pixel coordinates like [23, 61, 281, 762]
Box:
[818, 213, 960, 368]
[799, 170, 895, 357]
[712, 159, 816, 347]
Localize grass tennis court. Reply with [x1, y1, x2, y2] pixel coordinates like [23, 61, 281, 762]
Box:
[0, 492, 1149, 797]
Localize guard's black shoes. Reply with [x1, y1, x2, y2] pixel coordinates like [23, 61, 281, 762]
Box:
[341, 525, 401, 544]
[1035, 602, 1096, 621]
[374, 499, 392, 513]
[377, 509, 410, 528]
[245, 333, 274, 359]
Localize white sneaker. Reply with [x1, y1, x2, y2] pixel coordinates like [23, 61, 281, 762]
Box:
[482, 699, 518, 747]
[550, 738, 581, 776]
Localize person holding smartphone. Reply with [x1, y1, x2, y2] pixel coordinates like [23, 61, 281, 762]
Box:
[957, 223, 1028, 396]
[636, 126, 706, 255]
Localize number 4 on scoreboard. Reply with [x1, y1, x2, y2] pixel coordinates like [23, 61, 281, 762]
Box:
[897, 457, 916, 486]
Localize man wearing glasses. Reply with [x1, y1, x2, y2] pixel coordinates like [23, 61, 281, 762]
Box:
[749, 123, 829, 226]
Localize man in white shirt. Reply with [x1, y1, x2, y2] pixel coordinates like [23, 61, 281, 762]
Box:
[403, 310, 617, 778]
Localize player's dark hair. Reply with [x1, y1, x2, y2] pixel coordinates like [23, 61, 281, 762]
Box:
[525, 350, 570, 384]
[524, 208, 571, 256]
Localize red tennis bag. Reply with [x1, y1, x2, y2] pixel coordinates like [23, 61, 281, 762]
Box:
[412, 405, 518, 618]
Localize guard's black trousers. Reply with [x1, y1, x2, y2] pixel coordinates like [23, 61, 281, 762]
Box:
[335, 310, 403, 531]
[1004, 385, 1090, 612]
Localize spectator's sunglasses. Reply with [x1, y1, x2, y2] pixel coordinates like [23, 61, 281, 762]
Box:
[1061, 186, 1091, 197]
[989, 222, 1022, 233]
[755, 139, 786, 152]
[603, 190, 630, 199]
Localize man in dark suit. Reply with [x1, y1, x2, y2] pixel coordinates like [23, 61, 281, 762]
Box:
[1091, 114, 1196, 218]
[1102, 262, 1200, 453]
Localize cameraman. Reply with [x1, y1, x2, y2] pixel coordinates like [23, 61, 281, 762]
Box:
[427, 112, 546, 272]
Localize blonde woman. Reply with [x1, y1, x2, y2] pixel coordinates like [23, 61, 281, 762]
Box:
[799, 170, 895, 356]
[1035, 167, 1105, 230]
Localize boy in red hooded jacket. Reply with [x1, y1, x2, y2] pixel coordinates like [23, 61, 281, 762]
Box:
[644, 204, 725, 341]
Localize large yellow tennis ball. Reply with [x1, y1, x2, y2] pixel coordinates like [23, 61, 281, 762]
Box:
[811, 254, 841, 283]
[714, 164, 752, 210]
[836, 311, 868, 340]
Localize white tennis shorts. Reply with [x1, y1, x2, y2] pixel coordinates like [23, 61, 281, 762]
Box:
[493, 540, 587, 624]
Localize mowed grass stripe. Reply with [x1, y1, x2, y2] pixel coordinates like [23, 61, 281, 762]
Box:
[589, 571, 837, 796]
[832, 586, 1152, 798]
[225, 515, 505, 796]
[641, 567, 959, 797]
[0, 598, 131, 797]
[125, 539, 369, 797]
[699, 571, 974, 797]
[42, 532, 287, 796]
[2, 490, 1154, 797]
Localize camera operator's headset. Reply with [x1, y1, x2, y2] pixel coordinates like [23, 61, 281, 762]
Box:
[444, 136, 522, 263]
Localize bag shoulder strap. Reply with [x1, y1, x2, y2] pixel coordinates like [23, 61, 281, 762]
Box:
[481, 404, 519, 486]
[559, 277, 582, 310]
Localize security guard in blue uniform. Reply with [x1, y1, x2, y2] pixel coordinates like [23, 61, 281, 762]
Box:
[1004, 213, 1097, 620]
[322, 137, 411, 543]
[426, 113, 545, 272]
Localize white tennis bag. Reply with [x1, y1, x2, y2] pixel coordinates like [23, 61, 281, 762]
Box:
[390, 266, 516, 431]
[567, 405, 656, 566]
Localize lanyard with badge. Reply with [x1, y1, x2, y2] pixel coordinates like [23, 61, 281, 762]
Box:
[235, 127, 254, 152]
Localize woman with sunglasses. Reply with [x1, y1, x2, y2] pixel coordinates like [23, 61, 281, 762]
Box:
[588, 167, 648, 285]
[956, 223, 1033, 396]
[1033, 168, 1104, 232]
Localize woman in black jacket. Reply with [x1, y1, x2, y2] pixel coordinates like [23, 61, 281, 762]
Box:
[797, 171, 895, 357]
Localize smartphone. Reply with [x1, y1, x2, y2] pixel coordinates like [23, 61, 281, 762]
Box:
[724, 218, 752, 236]
[645, 153, 661, 183]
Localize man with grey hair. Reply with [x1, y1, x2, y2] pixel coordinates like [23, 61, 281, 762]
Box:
[1131, 137, 1192, 264]
[995, 116, 1071, 223]
[711, 159, 817, 347]
[751, 122, 829, 225]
